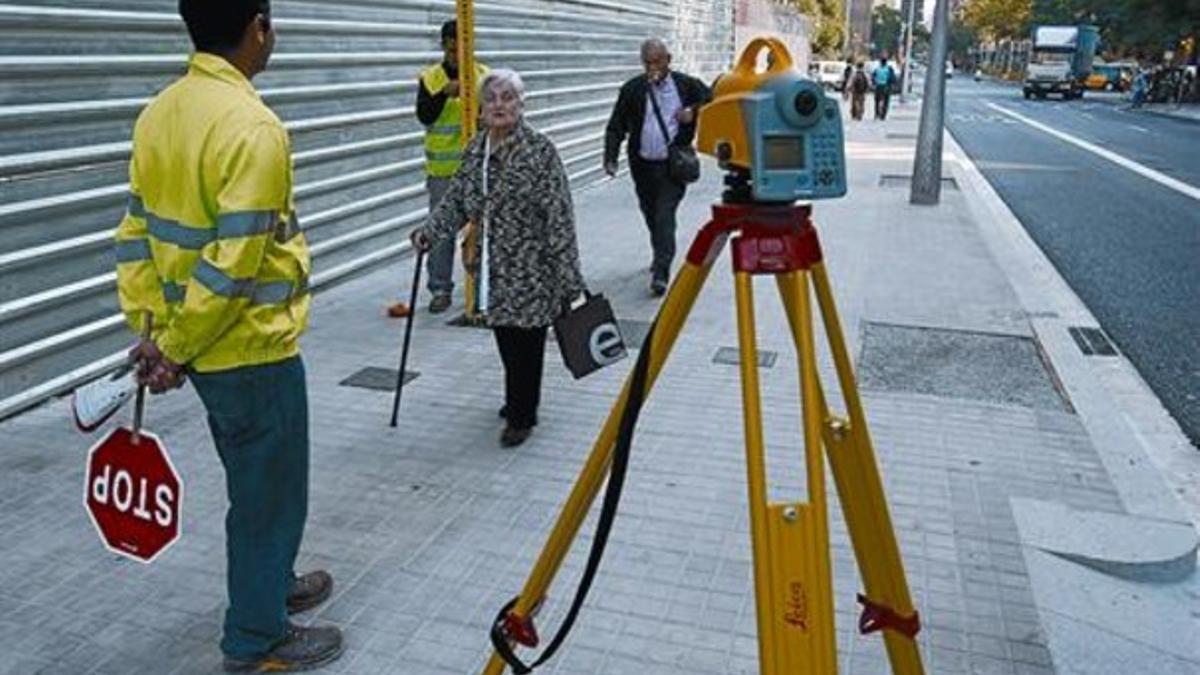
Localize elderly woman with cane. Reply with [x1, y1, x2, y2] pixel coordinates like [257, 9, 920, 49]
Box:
[411, 68, 586, 448]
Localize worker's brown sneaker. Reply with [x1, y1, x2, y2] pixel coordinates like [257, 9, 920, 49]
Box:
[222, 623, 344, 672]
[287, 570, 333, 615]
[428, 293, 452, 314]
[386, 301, 411, 318]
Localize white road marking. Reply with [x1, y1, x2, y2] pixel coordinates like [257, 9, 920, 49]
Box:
[1129, 125, 1150, 133]
[988, 102, 1200, 203]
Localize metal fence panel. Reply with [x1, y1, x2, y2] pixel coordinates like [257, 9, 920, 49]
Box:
[0, 0, 733, 418]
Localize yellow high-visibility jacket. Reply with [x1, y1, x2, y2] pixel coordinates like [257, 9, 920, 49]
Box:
[421, 61, 489, 177]
[114, 53, 310, 373]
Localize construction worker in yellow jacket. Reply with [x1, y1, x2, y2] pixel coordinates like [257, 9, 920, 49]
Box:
[387, 19, 488, 317]
[113, 1, 341, 671]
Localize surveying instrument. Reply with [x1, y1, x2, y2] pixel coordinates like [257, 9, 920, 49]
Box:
[484, 39, 925, 674]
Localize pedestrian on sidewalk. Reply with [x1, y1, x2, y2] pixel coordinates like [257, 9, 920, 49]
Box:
[113, 1, 341, 671]
[603, 38, 712, 297]
[850, 62, 869, 121]
[873, 56, 896, 120]
[411, 69, 586, 448]
[841, 60, 854, 101]
[386, 19, 489, 318]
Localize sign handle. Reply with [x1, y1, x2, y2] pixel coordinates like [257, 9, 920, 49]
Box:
[132, 311, 152, 445]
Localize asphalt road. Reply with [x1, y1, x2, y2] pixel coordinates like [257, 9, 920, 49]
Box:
[944, 77, 1200, 449]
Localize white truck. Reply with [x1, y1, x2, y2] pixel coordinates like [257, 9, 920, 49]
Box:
[1023, 25, 1099, 100]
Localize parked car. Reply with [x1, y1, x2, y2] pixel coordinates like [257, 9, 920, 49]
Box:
[810, 60, 849, 90]
[1086, 63, 1133, 91]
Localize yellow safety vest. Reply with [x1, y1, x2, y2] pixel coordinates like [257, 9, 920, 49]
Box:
[114, 53, 311, 373]
[421, 61, 490, 177]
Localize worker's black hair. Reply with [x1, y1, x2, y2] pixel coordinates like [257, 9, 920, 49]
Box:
[179, 0, 270, 53]
[441, 20, 457, 44]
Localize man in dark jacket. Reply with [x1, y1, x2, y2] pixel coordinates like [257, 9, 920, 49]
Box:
[604, 39, 711, 296]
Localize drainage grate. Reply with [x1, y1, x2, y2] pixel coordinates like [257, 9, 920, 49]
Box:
[878, 174, 959, 190]
[857, 323, 1069, 411]
[1068, 326, 1118, 357]
[340, 367, 419, 392]
[619, 319, 653, 350]
[712, 347, 778, 369]
[886, 132, 918, 140]
[447, 313, 490, 329]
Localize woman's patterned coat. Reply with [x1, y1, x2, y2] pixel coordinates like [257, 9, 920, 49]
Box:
[424, 121, 586, 328]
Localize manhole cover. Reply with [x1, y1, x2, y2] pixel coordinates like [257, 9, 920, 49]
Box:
[713, 347, 778, 369]
[857, 323, 1069, 411]
[878, 174, 959, 190]
[340, 367, 419, 392]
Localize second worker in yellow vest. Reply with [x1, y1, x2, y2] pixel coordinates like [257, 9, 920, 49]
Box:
[386, 19, 488, 317]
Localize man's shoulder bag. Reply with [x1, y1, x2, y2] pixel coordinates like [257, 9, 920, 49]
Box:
[647, 84, 701, 185]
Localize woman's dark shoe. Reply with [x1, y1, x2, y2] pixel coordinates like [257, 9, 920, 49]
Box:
[500, 426, 533, 447]
[498, 406, 537, 426]
[222, 623, 344, 672]
[287, 570, 333, 614]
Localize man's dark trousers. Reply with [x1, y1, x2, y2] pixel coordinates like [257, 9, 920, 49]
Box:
[190, 356, 310, 660]
[874, 85, 891, 120]
[630, 157, 686, 282]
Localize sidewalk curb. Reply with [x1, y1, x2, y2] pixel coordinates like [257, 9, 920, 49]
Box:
[942, 128, 1200, 529]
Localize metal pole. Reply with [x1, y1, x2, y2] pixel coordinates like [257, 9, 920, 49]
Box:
[901, 0, 917, 102]
[910, 0, 949, 205]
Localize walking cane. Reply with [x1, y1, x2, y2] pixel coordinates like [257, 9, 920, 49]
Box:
[390, 250, 425, 427]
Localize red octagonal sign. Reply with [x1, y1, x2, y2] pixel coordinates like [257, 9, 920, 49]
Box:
[84, 427, 183, 563]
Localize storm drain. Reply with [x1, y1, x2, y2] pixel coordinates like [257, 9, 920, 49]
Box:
[340, 367, 419, 392]
[713, 347, 778, 369]
[857, 323, 1069, 411]
[878, 174, 959, 190]
[1068, 326, 1118, 357]
[448, 313, 490, 329]
[886, 132, 918, 140]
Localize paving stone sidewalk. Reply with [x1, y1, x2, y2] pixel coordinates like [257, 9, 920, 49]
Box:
[0, 100, 1143, 675]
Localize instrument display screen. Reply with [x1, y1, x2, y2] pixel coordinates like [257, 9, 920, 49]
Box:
[763, 136, 806, 170]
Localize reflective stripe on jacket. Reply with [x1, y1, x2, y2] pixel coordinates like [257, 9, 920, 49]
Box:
[421, 61, 489, 177]
[114, 52, 311, 373]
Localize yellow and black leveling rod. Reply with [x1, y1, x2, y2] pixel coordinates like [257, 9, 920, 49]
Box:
[456, 0, 484, 322]
[482, 38, 925, 675]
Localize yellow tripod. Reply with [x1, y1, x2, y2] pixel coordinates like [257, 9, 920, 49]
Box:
[484, 201, 925, 674]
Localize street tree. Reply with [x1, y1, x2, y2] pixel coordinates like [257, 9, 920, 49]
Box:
[961, 0, 1032, 41]
[786, 0, 847, 55]
[872, 4, 904, 58]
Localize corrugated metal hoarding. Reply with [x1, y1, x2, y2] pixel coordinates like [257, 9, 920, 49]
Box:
[0, 0, 734, 419]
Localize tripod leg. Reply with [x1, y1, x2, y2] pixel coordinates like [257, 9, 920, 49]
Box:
[798, 262, 924, 674]
[482, 258, 717, 675]
[735, 271, 837, 675]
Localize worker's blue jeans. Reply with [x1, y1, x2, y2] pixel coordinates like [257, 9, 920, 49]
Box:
[190, 356, 309, 660]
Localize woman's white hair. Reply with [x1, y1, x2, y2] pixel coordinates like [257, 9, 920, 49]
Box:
[481, 68, 526, 103]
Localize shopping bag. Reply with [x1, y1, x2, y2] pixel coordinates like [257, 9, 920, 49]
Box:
[553, 293, 627, 379]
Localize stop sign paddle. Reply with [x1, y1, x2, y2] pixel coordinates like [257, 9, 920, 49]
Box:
[83, 426, 183, 563]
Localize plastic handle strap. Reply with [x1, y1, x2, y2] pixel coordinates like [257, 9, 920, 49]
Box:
[732, 36, 795, 79]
